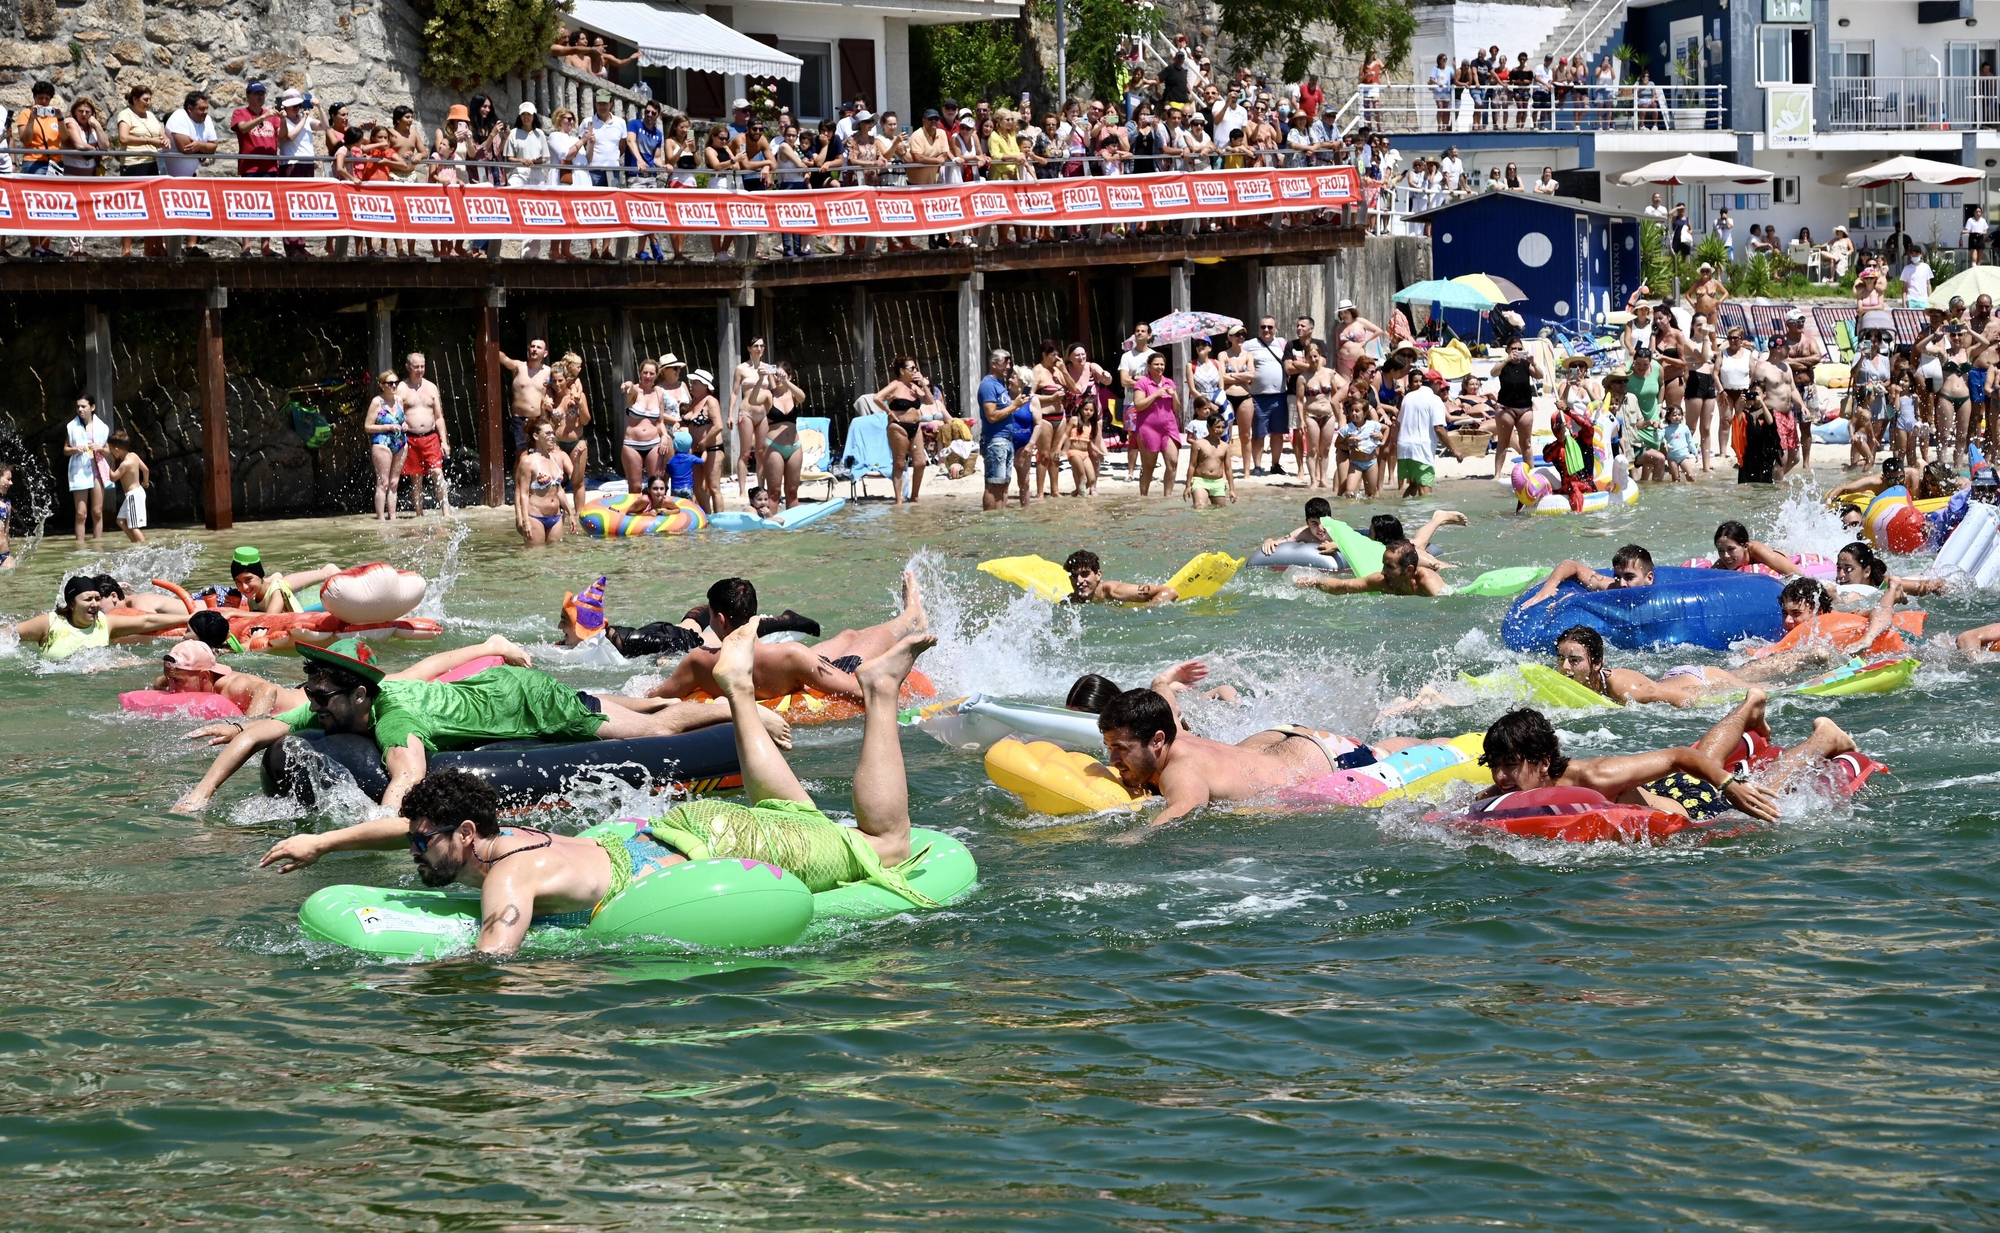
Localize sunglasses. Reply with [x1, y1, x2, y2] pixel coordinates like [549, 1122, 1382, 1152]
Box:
[409, 826, 455, 857]
[302, 683, 352, 705]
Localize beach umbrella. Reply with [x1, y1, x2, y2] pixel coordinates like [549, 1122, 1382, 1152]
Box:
[1924, 264, 2000, 310]
[1819, 155, 1984, 189]
[1616, 154, 1773, 187]
[1392, 278, 1496, 311]
[1452, 273, 1527, 303]
[1125, 310, 1243, 350]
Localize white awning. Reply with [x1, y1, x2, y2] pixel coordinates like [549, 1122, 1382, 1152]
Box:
[570, 0, 803, 81]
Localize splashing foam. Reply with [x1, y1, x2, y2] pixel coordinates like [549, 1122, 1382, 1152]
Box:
[408, 518, 473, 621]
[907, 546, 1089, 700]
[1765, 482, 1851, 562]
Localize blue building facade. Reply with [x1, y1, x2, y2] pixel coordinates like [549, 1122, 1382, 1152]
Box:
[1409, 192, 1643, 333]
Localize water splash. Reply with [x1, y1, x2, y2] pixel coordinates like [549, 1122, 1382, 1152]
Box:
[907, 546, 1089, 701]
[1766, 482, 1851, 561]
[407, 517, 473, 622]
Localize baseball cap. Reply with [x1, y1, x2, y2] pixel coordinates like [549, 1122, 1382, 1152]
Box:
[733, 97, 751, 110]
[958, 114, 975, 128]
[246, 81, 266, 94]
[517, 100, 537, 115]
[1785, 308, 1807, 322]
[922, 108, 941, 120]
[164, 640, 232, 677]
[296, 637, 386, 686]
[594, 88, 612, 102]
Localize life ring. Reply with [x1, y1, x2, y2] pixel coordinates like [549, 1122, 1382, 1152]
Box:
[1747, 610, 1925, 659]
[580, 494, 707, 537]
[1502, 566, 1785, 652]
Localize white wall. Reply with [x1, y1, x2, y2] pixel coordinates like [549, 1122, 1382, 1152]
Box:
[730, 2, 894, 117]
[1405, 1, 1568, 80]
[1826, 0, 2000, 76]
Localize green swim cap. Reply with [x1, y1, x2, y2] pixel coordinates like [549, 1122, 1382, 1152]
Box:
[231, 546, 262, 568]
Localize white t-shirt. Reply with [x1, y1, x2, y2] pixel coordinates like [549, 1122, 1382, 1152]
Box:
[1397, 387, 1448, 462]
[1216, 104, 1248, 143]
[503, 126, 549, 167]
[1246, 336, 1287, 395]
[1902, 259, 1934, 300]
[581, 114, 625, 167]
[66, 416, 109, 490]
[1439, 155, 1463, 189]
[278, 115, 318, 161]
[547, 130, 579, 185]
[1117, 347, 1156, 403]
[162, 109, 217, 176]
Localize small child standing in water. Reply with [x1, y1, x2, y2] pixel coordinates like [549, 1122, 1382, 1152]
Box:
[1661, 406, 1697, 483]
[1182, 403, 1237, 508]
[107, 431, 150, 544]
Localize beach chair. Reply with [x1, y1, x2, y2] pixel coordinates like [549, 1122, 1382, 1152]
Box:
[1716, 303, 1751, 336]
[1814, 305, 1859, 364]
[1889, 308, 1930, 347]
[795, 416, 835, 500]
[839, 404, 896, 499]
[1744, 303, 1792, 345]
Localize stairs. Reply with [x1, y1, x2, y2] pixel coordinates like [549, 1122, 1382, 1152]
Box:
[1532, 0, 1626, 69]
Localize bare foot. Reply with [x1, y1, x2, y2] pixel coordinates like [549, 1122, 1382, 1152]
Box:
[893, 569, 929, 637]
[757, 706, 793, 751]
[1807, 716, 1858, 758]
[856, 631, 937, 700]
[712, 616, 761, 698]
[1740, 688, 1772, 739]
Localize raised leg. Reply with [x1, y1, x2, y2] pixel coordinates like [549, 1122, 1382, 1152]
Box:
[708, 617, 809, 802]
[850, 631, 937, 864]
[813, 570, 929, 662]
[1692, 688, 1769, 763]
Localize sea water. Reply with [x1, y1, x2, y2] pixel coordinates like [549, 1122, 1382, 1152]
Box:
[2, 478, 1997, 1228]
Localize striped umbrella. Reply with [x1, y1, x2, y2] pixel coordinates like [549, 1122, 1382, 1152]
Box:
[1452, 273, 1527, 303]
[1125, 310, 1245, 350]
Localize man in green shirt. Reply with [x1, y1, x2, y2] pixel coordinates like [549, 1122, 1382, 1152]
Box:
[173, 635, 787, 815]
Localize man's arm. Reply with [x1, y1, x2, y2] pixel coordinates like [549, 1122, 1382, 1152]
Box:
[1575, 745, 1779, 822]
[1293, 571, 1382, 595]
[174, 717, 294, 813]
[474, 869, 536, 959]
[646, 651, 709, 699]
[380, 737, 427, 816]
[1518, 559, 1601, 607]
[497, 349, 522, 374]
[1147, 760, 1212, 828]
[395, 636, 535, 683]
[259, 812, 413, 873]
[1433, 422, 1462, 461]
[1097, 580, 1172, 603]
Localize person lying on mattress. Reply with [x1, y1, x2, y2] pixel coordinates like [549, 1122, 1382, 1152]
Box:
[1292, 538, 1449, 597]
[254, 618, 940, 959]
[556, 574, 823, 660]
[648, 573, 927, 704]
[1517, 544, 1656, 608]
[173, 635, 787, 815]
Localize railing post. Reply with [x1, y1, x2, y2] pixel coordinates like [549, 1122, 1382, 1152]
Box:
[370, 299, 393, 377]
[476, 288, 506, 506]
[197, 288, 231, 531]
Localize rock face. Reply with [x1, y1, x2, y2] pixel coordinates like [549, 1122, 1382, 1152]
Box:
[0, 0, 463, 131]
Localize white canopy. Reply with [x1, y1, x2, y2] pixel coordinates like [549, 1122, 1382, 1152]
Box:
[570, 0, 803, 80]
[1818, 155, 1985, 189]
[1616, 154, 1773, 186]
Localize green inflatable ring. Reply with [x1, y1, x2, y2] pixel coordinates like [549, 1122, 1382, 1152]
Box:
[1459, 566, 1551, 598]
[1320, 517, 1384, 577]
[1459, 663, 1608, 709]
[298, 822, 978, 960]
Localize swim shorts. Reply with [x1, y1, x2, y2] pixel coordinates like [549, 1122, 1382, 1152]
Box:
[1641, 771, 1731, 821]
[1251, 392, 1289, 438]
[403, 431, 445, 475]
[1190, 475, 1228, 499]
[982, 433, 1015, 484]
[118, 486, 147, 528]
[1397, 458, 1436, 488]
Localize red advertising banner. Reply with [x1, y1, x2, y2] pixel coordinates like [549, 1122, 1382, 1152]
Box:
[0, 167, 1359, 240]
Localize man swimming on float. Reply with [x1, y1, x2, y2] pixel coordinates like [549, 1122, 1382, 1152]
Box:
[1518, 544, 1657, 608]
[257, 619, 940, 959]
[1476, 695, 1862, 824]
[556, 575, 822, 659]
[174, 634, 787, 815]
[1062, 550, 1178, 604]
[150, 639, 306, 716]
[197, 547, 345, 614]
[649, 573, 926, 703]
[1259, 505, 1465, 572]
[1293, 538, 1448, 596]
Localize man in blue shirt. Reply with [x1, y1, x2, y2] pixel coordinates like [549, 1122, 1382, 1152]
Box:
[623, 101, 665, 260]
[978, 349, 1032, 511]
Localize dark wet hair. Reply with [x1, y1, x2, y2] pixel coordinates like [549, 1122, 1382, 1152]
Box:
[1611, 544, 1653, 573]
[1063, 550, 1101, 574]
[403, 769, 499, 840]
[188, 609, 231, 649]
[303, 659, 378, 701]
[233, 558, 266, 579]
[1097, 687, 1177, 746]
[1714, 520, 1751, 549]
[707, 577, 758, 627]
[1780, 576, 1833, 614]
[91, 574, 126, 601]
[1555, 624, 1604, 666]
[1838, 541, 1888, 586]
[1369, 514, 1406, 543]
[1479, 707, 1568, 778]
[1881, 455, 1905, 479]
[1304, 497, 1332, 521]
[1381, 538, 1418, 570]
[1064, 673, 1122, 713]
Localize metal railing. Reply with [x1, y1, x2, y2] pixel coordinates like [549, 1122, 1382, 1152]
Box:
[1541, 0, 1628, 75]
[1341, 82, 1727, 136]
[1828, 75, 2000, 131]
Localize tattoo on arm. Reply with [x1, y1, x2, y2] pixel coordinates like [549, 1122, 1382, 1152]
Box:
[481, 904, 521, 931]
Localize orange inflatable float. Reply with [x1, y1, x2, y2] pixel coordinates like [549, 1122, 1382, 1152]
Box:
[150, 578, 442, 653]
[1749, 610, 1926, 659]
[688, 669, 937, 724]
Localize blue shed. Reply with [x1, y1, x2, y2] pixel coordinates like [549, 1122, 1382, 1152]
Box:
[1406, 192, 1641, 337]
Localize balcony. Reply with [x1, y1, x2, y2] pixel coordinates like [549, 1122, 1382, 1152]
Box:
[1828, 76, 2000, 131]
[1339, 83, 1729, 137]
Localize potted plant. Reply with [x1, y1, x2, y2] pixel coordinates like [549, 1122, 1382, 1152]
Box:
[1669, 48, 1708, 129]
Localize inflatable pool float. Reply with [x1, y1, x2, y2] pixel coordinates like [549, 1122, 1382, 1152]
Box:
[1935, 501, 2000, 587]
[119, 689, 244, 719]
[580, 494, 707, 537]
[706, 498, 846, 531]
[150, 575, 441, 653]
[1838, 491, 1951, 515]
[297, 820, 978, 960]
[262, 722, 745, 811]
[1460, 664, 1607, 708]
[978, 553, 1242, 602]
[1279, 733, 1491, 807]
[1432, 735, 1886, 843]
[1863, 485, 1927, 555]
[1795, 656, 1917, 697]
[1502, 566, 1785, 653]
[1246, 541, 1346, 571]
[1512, 468, 1641, 515]
[1459, 566, 1551, 598]
[904, 694, 1103, 752]
[1747, 610, 1925, 659]
[687, 669, 935, 725]
[1322, 519, 1383, 576]
[318, 563, 427, 626]
[1681, 553, 1835, 580]
[984, 739, 1139, 815]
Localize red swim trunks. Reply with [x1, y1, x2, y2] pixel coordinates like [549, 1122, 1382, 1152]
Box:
[403, 431, 444, 476]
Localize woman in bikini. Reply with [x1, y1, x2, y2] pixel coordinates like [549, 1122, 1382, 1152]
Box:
[1682, 315, 1720, 473]
[1029, 340, 1072, 500]
[875, 356, 929, 505]
[1063, 342, 1112, 497]
[685, 368, 725, 513]
[1295, 341, 1342, 490]
[514, 417, 577, 546]
[1219, 326, 1256, 471]
[759, 361, 810, 509]
[730, 338, 769, 499]
[1333, 302, 1384, 380]
[546, 353, 591, 512]
[363, 370, 407, 521]
[1926, 322, 1989, 468]
[619, 359, 669, 493]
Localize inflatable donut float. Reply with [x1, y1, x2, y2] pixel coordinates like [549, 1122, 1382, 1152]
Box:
[580, 494, 707, 537]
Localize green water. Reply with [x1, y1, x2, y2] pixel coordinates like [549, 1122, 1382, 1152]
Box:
[4, 481, 1999, 1230]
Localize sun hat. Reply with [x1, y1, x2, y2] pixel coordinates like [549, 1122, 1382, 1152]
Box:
[447, 104, 471, 123]
[658, 352, 685, 369]
[689, 368, 715, 387]
[296, 637, 386, 686]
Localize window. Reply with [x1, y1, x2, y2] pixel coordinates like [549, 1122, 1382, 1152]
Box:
[775, 41, 832, 123]
[1906, 190, 1965, 210]
[1828, 40, 1873, 78]
[1708, 191, 1773, 211]
[1851, 185, 1898, 231]
[1757, 26, 1813, 85]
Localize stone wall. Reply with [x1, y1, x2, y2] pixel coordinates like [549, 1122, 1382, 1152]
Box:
[0, 0, 462, 142]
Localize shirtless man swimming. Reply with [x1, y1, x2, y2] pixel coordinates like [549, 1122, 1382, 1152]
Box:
[499, 338, 553, 454]
[1519, 544, 1655, 608]
[151, 638, 306, 716]
[256, 619, 940, 959]
[399, 351, 451, 515]
[1064, 550, 1179, 605]
[648, 573, 927, 703]
[1293, 538, 1448, 597]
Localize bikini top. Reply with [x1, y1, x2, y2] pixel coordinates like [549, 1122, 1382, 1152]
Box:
[1945, 358, 1973, 376]
[767, 402, 798, 425]
[886, 397, 921, 412]
[627, 402, 661, 421]
[527, 460, 562, 492]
